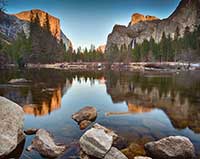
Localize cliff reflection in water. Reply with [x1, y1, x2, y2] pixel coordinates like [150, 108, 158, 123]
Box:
[23, 87, 62, 116]
[105, 71, 200, 133]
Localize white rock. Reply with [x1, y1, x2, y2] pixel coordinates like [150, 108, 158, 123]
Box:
[145, 136, 196, 159]
[80, 128, 113, 158]
[28, 129, 66, 158]
[104, 147, 128, 159]
[0, 96, 25, 157]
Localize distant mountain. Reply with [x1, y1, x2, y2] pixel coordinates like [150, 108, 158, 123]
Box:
[97, 45, 106, 53]
[106, 0, 200, 52]
[0, 9, 73, 64]
[15, 9, 73, 50]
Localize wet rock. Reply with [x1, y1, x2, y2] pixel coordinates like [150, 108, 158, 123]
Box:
[93, 123, 118, 139]
[80, 127, 113, 158]
[72, 106, 97, 123]
[134, 157, 152, 159]
[28, 129, 66, 158]
[121, 143, 145, 159]
[144, 136, 196, 159]
[0, 96, 25, 157]
[8, 78, 31, 84]
[72, 106, 97, 129]
[112, 136, 128, 150]
[79, 120, 92, 130]
[104, 147, 128, 159]
[24, 128, 39, 135]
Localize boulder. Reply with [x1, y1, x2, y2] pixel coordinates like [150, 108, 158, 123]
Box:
[8, 78, 31, 84]
[93, 123, 118, 139]
[72, 106, 97, 123]
[80, 128, 113, 158]
[104, 147, 128, 159]
[0, 96, 25, 157]
[79, 120, 92, 130]
[24, 128, 39, 135]
[134, 157, 152, 159]
[28, 129, 66, 158]
[144, 136, 196, 159]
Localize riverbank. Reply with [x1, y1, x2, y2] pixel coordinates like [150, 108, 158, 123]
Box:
[27, 62, 200, 71]
[2, 62, 200, 72]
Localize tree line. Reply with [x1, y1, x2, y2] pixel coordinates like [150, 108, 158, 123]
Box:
[64, 45, 105, 62]
[131, 25, 200, 62]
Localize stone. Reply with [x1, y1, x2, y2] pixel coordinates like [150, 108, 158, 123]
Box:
[79, 120, 92, 130]
[72, 106, 97, 123]
[112, 136, 128, 150]
[8, 78, 31, 84]
[28, 129, 66, 158]
[121, 143, 145, 159]
[24, 128, 39, 135]
[104, 147, 128, 159]
[80, 128, 113, 158]
[93, 123, 118, 140]
[144, 136, 196, 159]
[0, 96, 25, 157]
[134, 157, 152, 159]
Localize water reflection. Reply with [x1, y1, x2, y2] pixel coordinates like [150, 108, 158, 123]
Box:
[0, 69, 200, 158]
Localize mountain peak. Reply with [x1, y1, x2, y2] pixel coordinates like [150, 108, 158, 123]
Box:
[129, 13, 159, 26]
[15, 9, 60, 40]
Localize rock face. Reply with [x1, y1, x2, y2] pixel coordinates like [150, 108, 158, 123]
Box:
[15, 9, 61, 40]
[97, 45, 106, 53]
[106, 0, 200, 51]
[144, 136, 196, 159]
[0, 96, 25, 157]
[0, 12, 29, 41]
[0, 10, 72, 51]
[129, 13, 159, 26]
[72, 106, 97, 129]
[15, 9, 72, 50]
[28, 129, 66, 158]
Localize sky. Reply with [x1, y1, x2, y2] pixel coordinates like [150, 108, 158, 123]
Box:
[6, 0, 181, 49]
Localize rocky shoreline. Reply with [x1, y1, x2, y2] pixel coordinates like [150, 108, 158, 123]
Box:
[2, 62, 200, 72]
[0, 100, 197, 159]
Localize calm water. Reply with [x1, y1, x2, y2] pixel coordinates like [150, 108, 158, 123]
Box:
[0, 68, 200, 158]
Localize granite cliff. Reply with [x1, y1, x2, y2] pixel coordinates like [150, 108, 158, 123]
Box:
[106, 0, 200, 51]
[0, 9, 72, 51]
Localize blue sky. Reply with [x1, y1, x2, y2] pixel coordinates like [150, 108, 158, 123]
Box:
[6, 0, 181, 49]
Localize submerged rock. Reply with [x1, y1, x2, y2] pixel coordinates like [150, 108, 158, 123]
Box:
[0, 96, 25, 157]
[79, 120, 92, 130]
[134, 157, 152, 159]
[72, 106, 97, 123]
[104, 147, 127, 159]
[72, 106, 97, 129]
[24, 128, 39, 135]
[28, 129, 66, 158]
[80, 127, 113, 158]
[144, 136, 196, 159]
[8, 78, 31, 84]
[122, 143, 146, 158]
